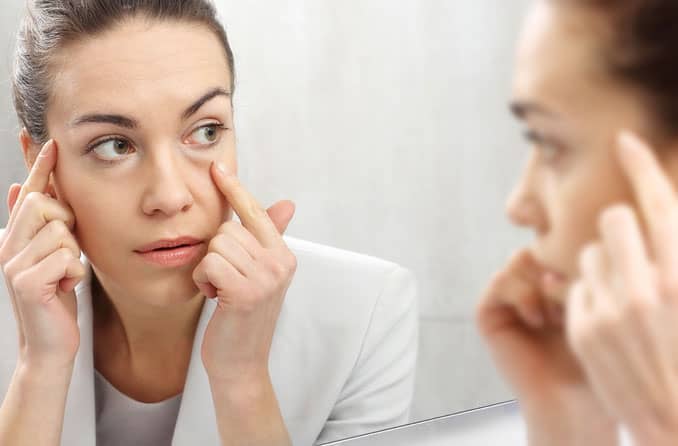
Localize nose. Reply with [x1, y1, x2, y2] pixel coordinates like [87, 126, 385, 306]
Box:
[505, 154, 545, 231]
[140, 147, 194, 217]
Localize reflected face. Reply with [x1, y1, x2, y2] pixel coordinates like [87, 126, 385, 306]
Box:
[507, 1, 676, 300]
[40, 18, 236, 306]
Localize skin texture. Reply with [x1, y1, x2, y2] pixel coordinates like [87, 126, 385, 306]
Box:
[478, 1, 678, 445]
[1, 17, 295, 446]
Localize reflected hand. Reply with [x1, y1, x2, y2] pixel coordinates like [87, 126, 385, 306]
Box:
[0, 140, 84, 372]
[566, 131, 678, 446]
[476, 249, 618, 445]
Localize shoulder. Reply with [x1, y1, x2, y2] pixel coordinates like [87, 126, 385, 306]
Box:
[279, 235, 418, 335]
[284, 235, 408, 282]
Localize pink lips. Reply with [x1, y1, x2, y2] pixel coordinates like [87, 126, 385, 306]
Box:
[134, 237, 205, 267]
[135, 236, 203, 253]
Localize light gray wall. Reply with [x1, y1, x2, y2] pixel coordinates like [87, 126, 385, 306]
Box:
[0, 0, 532, 430]
[217, 0, 532, 422]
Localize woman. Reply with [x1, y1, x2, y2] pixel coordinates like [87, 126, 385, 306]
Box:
[0, 1, 418, 445]
[478, 0, 678, 445]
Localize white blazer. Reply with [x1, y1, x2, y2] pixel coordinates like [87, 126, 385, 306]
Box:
[0, 230, 419, 445]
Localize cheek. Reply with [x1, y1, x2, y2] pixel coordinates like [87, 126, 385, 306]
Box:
[547, 156, 632, 275]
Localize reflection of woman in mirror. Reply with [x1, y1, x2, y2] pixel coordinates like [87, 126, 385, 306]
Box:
[477, 1, 678, 444]
[0, 1, 418, 445]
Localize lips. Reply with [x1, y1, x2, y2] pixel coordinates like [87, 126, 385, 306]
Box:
[135, 236, 203, 253]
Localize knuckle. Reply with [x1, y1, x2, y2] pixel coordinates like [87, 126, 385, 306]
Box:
[225, 220, 241, 231]
[598, 205, 633, 232]
[204, 251, 221, 266]
[207, 234, 224, 253]
[286, 252, 298, 274]
[23, 191, 44, 209]
[2, 257, 17, 282]
[203, 253, 223, 275]
[269, 258, 286, 278]
[56, 246, 74, 262]
[10, 270, 29, 296]
[218, 220, 237, 234]
[47, 219, 69, 238]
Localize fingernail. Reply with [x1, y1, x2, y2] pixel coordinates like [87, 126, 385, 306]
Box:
[215, 161, 226, 174]
[40, 140, 54, 157]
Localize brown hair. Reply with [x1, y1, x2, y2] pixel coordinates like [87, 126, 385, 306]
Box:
[562, 0, 678, 137]
[12, 0, 236, 145]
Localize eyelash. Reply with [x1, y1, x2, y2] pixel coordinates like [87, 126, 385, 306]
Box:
[83, 122, 230, 165]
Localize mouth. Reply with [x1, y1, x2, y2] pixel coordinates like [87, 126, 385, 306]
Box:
[135, 236, 204, 254]
[134, 239, 205, 268]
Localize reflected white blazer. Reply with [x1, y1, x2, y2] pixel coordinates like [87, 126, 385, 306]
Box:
[0, 231, 419, 445]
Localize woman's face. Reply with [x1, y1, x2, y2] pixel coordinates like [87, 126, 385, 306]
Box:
[508, 1, 678, 300]
[36, 18, 236, 306]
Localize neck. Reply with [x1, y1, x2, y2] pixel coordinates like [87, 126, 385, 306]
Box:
[91, 270, 205, 362]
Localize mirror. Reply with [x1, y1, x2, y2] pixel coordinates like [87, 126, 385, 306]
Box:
[0, 0, 532, 444]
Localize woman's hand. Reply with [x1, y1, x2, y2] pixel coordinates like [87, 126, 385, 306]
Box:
[193, 161, 296, 446]
[477, 249, 618, 445]
[0, 140, 84, 373]
[566, 131, 678, 446]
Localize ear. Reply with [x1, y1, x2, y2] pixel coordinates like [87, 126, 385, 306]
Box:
[19, 127, 39, 170]
[19, 128, 58, 198]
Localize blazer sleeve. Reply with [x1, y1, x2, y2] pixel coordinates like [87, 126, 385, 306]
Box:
[314, 266, 419, 444]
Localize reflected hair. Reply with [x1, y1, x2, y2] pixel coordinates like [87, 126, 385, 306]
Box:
[12, 0, 236, 145]
[558, 0, 678, 137]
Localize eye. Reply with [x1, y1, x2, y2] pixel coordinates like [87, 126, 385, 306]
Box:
[89, 138, 134, 162]
[524, 129, 562, 162]
[187, 123, 227, 146]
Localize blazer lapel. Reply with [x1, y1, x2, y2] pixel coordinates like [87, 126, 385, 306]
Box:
[171, 297, 220, 445]
[57, 253, 220, 445]
[61, 255, 96, 446]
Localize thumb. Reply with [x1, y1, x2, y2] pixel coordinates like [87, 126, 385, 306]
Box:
[266, 200, 296, 235]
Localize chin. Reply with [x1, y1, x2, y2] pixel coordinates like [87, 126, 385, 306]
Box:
[144, 278, 202, 306]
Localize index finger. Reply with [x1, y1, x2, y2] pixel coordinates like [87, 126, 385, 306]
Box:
[211, 162, 283, 249]
[617, 130, 678, 270]
[7, 139, 57, 229]
[15, 140, 56, 209]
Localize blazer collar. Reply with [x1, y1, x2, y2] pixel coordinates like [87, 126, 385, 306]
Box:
[61, 254, 220, 445]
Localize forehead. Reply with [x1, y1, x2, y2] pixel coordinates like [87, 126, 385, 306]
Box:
[47, 18, 232, 120]
[512, 2, 614, 113]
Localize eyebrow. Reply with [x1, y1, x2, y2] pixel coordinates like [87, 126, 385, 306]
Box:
[181, 87, 231, 120]
[509, 101, 557, 120]
[69, 87, 231, 129]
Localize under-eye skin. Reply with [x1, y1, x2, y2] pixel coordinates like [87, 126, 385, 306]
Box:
[83, 122, 229, 165]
